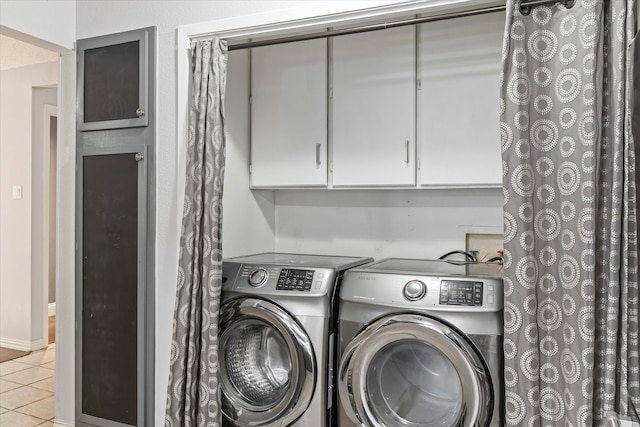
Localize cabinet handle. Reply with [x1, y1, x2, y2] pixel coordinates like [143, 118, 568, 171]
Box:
[404, 140, 410, 164]
[316, 143, 322, 166]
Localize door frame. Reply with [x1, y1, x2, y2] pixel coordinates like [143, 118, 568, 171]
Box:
[42, 103, 58, 345]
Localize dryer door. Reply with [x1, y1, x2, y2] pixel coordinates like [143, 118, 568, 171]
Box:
[338, 313, 492, 427]
[219, 297, 316, 427]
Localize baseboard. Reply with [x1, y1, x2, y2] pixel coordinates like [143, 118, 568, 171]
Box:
[49, 302, 56, 316]
[54, 419, 74, 427]
[0, 337, 45, 351]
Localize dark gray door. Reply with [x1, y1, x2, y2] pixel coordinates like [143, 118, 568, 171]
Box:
[76, 26, 155, 427]
[77, 28, 150, 131]
[76, 147, 147, 427]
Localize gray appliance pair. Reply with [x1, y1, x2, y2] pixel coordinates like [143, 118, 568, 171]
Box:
[220, 253, 504, 427]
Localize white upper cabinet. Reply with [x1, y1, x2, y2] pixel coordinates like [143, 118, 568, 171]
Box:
[332, 26, 416, 187]
[419, 12, 504, 187]
[250, 39, 328, 188]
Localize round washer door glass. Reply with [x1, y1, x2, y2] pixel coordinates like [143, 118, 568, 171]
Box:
[224, 320, 292, 408]
[366, 340, 463, 425]
[219, 298, 316, 427]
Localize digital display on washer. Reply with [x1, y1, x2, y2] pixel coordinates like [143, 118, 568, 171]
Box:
[276, 269, 314, 291]
[439, 280, 483, 306]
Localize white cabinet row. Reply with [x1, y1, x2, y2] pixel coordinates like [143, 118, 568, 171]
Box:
[250, 12, 504, 189]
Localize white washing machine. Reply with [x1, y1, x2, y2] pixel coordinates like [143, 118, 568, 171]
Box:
[337, 258, 504, 427]
[220, 253, 373, 427]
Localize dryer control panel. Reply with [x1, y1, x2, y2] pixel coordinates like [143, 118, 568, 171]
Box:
[439, 280, 483, 306]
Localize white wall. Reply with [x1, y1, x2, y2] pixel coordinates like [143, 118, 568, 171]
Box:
[274, 189, 502, 259]
[0, 0, 76, 50]
[0, 62, 58, 351]
[224, 49, 276, 258]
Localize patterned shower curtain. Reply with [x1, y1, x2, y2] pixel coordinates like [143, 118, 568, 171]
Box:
[501, 0, 639, 425]
[165, 38, 228, 426]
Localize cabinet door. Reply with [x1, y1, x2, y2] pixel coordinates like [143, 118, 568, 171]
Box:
[332, 26, 416, 187]
[251, 39, 327, 188]
[78, 28, 150, 131]
[419, 13, 504, 187]
[77, 146, 147, 427]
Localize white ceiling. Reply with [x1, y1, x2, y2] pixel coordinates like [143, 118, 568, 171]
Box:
[0, 34, 59, 71]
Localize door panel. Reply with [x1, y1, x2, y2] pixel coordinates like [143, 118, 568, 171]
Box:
[78, 28, 150, 131]
[81, 153, 139, 425]
[77, 146, 147, 427]
[332, 26, 416, 187]
[251, 39, 328, 187]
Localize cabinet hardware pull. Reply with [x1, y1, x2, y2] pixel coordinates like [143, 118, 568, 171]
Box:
[316, 143, 322, 166]
[405, 140, 410, 164]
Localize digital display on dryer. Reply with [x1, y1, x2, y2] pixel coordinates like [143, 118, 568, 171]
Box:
[439, 280, 483, 306]
[276, 269, 314, 291]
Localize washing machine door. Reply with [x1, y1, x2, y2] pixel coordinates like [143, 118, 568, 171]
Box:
[338, 313, 492, 427]
[219, 297, 316, 427]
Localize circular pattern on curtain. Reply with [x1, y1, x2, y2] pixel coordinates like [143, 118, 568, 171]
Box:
[501, 0, 639, 424]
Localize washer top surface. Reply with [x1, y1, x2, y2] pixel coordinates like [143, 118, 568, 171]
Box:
[352, 258, 503, 279]
[225, 252, 373, 271]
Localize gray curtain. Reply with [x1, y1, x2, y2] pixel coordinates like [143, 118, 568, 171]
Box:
[166, 38, 228, 427]
[501, 0, 639, 425]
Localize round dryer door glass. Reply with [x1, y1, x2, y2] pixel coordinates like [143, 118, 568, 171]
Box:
[366, 340, 463, 426]
[224, 320, 292, 409]
[338, 314, 493, 427]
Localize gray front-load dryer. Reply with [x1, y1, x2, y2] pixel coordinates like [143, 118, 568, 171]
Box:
[337, 258, 504, 427]
[220, 253, 373, 427]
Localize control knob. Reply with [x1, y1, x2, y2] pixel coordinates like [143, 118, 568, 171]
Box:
[403, 280, 426, 301]
[248, 269, 268, 287]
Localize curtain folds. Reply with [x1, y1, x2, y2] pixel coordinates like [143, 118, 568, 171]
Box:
[593, 1, 639, 421]
[165, 38, 228, 427]
[501, 0, 639, 425]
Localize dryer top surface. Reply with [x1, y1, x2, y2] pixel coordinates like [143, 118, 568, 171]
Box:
[352, 258, 504, 279]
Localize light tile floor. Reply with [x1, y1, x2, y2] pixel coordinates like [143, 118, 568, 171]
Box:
[0, 344, 55, 427]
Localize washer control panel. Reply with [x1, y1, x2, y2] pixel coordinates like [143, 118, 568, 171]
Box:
[230, 264, 335, 294]
[276, 269, 314, 291]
